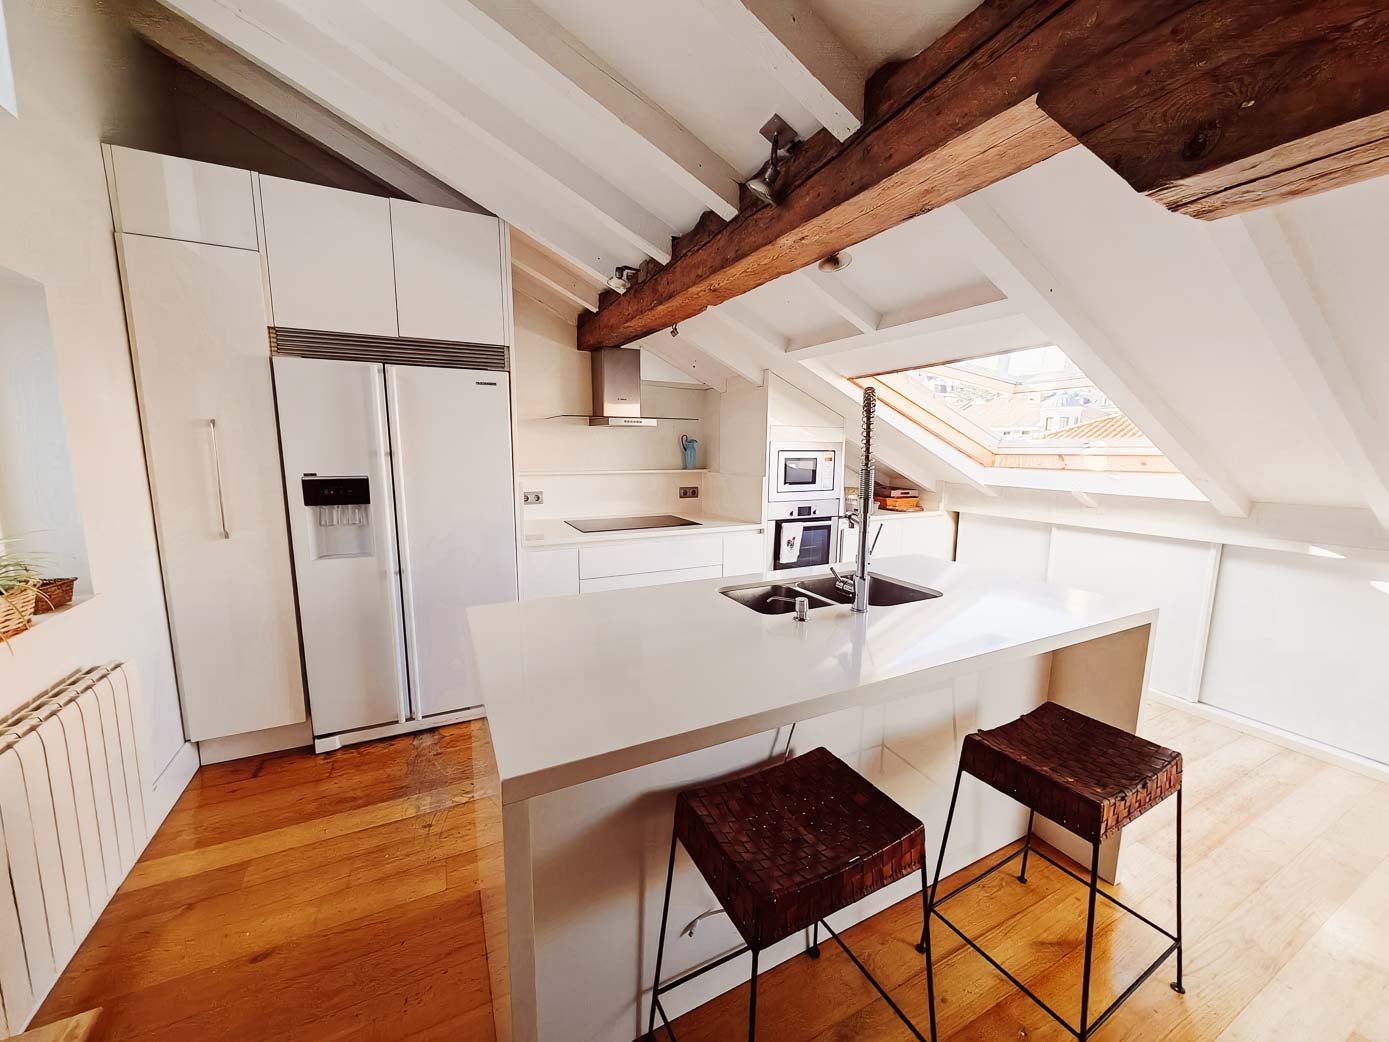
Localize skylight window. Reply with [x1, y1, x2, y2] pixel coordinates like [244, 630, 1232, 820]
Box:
[852, 346, 1175, 474]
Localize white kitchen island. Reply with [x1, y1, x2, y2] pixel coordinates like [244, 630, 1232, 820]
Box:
[469, 555, 1158, 1042]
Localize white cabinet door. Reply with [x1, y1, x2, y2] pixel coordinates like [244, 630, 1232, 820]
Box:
[522, 549, 580, 600]
[108, 146, 257, 249]
[388, 366, 518, 717]
[579, 536, 724, 579]
[580, 565, 722, 594]
[259, 176, 398, 336]
[722, 531, 766, 576]
[390, 200, 507, 345]
[118, 234, 305, 741]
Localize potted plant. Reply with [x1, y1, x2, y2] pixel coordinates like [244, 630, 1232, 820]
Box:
[0, 550, 40, 641]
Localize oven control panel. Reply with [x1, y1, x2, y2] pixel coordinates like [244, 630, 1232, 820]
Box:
[767, 498, 841, 520]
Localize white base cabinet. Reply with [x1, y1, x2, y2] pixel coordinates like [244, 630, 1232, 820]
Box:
[521, 530, 765, 600]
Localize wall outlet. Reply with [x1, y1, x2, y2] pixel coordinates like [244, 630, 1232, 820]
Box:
[679, 486, 699, 499]
[523, 491, 544, 505]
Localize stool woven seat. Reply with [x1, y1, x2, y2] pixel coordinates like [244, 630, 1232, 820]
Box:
[960, 702, 1182, 842]
[675, 746, 925, 951]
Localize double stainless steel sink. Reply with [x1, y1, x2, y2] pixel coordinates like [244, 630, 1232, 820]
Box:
[721, 573, 941, 615]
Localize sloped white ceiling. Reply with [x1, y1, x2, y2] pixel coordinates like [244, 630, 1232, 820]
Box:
[153, 0, 1389, 525]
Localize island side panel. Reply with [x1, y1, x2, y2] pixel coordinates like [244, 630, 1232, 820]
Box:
[513, 654, 1052, 1042]
[1040, 622, 1155, 883]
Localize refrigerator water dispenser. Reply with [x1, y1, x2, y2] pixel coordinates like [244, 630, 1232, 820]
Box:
[302, 475, 373, 558]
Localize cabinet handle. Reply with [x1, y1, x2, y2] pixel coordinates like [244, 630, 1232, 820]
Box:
[207, 419, 230, 540]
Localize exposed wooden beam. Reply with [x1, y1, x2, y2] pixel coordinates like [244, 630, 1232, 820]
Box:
[445, 0, 743, 219]
[946, 198, 1253, 518]
[581, 0, 1389, 350]
[695, 0, 867, 140]
[1212, 211, 1389, 530]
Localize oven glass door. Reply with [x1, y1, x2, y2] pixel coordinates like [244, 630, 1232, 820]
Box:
[773, 519, 834, 569]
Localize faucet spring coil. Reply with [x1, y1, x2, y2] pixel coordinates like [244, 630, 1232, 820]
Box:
[860, 385, 877, 465]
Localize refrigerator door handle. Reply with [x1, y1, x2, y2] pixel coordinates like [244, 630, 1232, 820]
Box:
[385, 366, 422, 722]
[372, 369, 410, 725]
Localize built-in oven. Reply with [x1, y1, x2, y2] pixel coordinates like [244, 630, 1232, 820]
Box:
[769, 499, 840, 570]
[768, 441, 842, 502]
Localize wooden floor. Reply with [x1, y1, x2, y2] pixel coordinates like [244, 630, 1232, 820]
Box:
[36, 702, 1389, 1041]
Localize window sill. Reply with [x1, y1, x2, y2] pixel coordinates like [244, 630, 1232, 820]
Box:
[3, 592, 96, 646]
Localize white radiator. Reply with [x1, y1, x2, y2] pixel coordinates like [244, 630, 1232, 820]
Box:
[0, 663, 148, 1033]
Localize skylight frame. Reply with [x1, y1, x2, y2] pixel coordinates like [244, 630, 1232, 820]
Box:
[852, 345, 1177, 476]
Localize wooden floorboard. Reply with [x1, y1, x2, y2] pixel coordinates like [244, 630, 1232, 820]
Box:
[33, 705, 1389, 1041]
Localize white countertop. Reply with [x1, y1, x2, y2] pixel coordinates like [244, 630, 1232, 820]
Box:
[521, 512, 763, 549]
[470, 555, 1158, 804]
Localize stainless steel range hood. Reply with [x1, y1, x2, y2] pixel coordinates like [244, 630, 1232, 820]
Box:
[589, 347, 655, 427]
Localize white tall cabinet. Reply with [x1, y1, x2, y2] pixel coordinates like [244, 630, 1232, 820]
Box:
[116, 231, 306, 742]
[108, 145, 518, 750]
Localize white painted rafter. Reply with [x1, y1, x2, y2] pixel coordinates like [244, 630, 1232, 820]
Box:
[510, 232, 602, 313]
[156, 0, 631, 281]
[694, 0, 867, 140]
[796, 268, 880, 333]
[677, 315, 768, 387]
[1212, 212, 1389, 530]
[296, 0, 678, 262]
[445, 0, 743, 219]
[945, 198, 1253, 519]
[784, 298, 1021, 361]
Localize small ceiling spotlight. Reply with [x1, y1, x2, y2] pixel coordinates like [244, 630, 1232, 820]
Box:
[607, 265, 640, 293]
[745, 114, 799, 207]
[817, 251, 853, 273]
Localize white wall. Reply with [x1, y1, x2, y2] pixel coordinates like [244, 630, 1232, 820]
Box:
[0, 1, 188, 797]
[954, 509, 1389, 766]
[511, 292, 716, 519]
[1201, 547, 1389, 764]
[0, 276, 92, 588]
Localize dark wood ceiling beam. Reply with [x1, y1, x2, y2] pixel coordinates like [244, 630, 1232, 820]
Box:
[579, 0, 1389, 351]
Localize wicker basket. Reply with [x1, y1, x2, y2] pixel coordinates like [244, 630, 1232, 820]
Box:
[1, 584, 39, 640]
[34, 578, 77, 615]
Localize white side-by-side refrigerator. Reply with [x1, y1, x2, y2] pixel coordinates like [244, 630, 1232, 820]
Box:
[272, 355, 518, 751]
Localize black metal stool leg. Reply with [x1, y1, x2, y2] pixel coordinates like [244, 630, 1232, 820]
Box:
[1018, 809, 1036, 883]
[647, 828, 679, 1041]
[1078, 840, 1101, 1041]
[927, 766, 961, 911]
[748, 948, 759, 1042]
[808, 920, 820, 958]
[920, 863, 938, 1042]
[1171, 787, 1186, 994]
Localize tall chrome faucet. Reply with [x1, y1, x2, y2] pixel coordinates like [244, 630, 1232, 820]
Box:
[852, 386, 877, 613]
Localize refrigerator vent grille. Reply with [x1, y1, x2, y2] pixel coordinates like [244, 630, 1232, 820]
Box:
[269, 327, 508, 371]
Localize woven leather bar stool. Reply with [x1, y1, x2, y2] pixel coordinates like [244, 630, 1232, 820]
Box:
[646, 746, 936, 1041]
[923, 702, 1184, 1040]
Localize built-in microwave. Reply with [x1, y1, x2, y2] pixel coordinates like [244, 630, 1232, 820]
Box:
[768, 441, 842, 502]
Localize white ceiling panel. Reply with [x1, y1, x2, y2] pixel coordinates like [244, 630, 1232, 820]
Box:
[829, 207, 1000, 318]
[810, 0, 978, 67]
[981, 149, 1362, 508]
[529, 0, 823, 172]
[736, 270, 860, 345]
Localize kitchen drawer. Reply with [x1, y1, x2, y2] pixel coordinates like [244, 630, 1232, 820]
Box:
[522, 549, 580, 600]
[579, 535, 724, 580]
[580, 565, 722, 594]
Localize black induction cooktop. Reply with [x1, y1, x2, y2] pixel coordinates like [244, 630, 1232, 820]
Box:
[565, 514, 702, 534]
